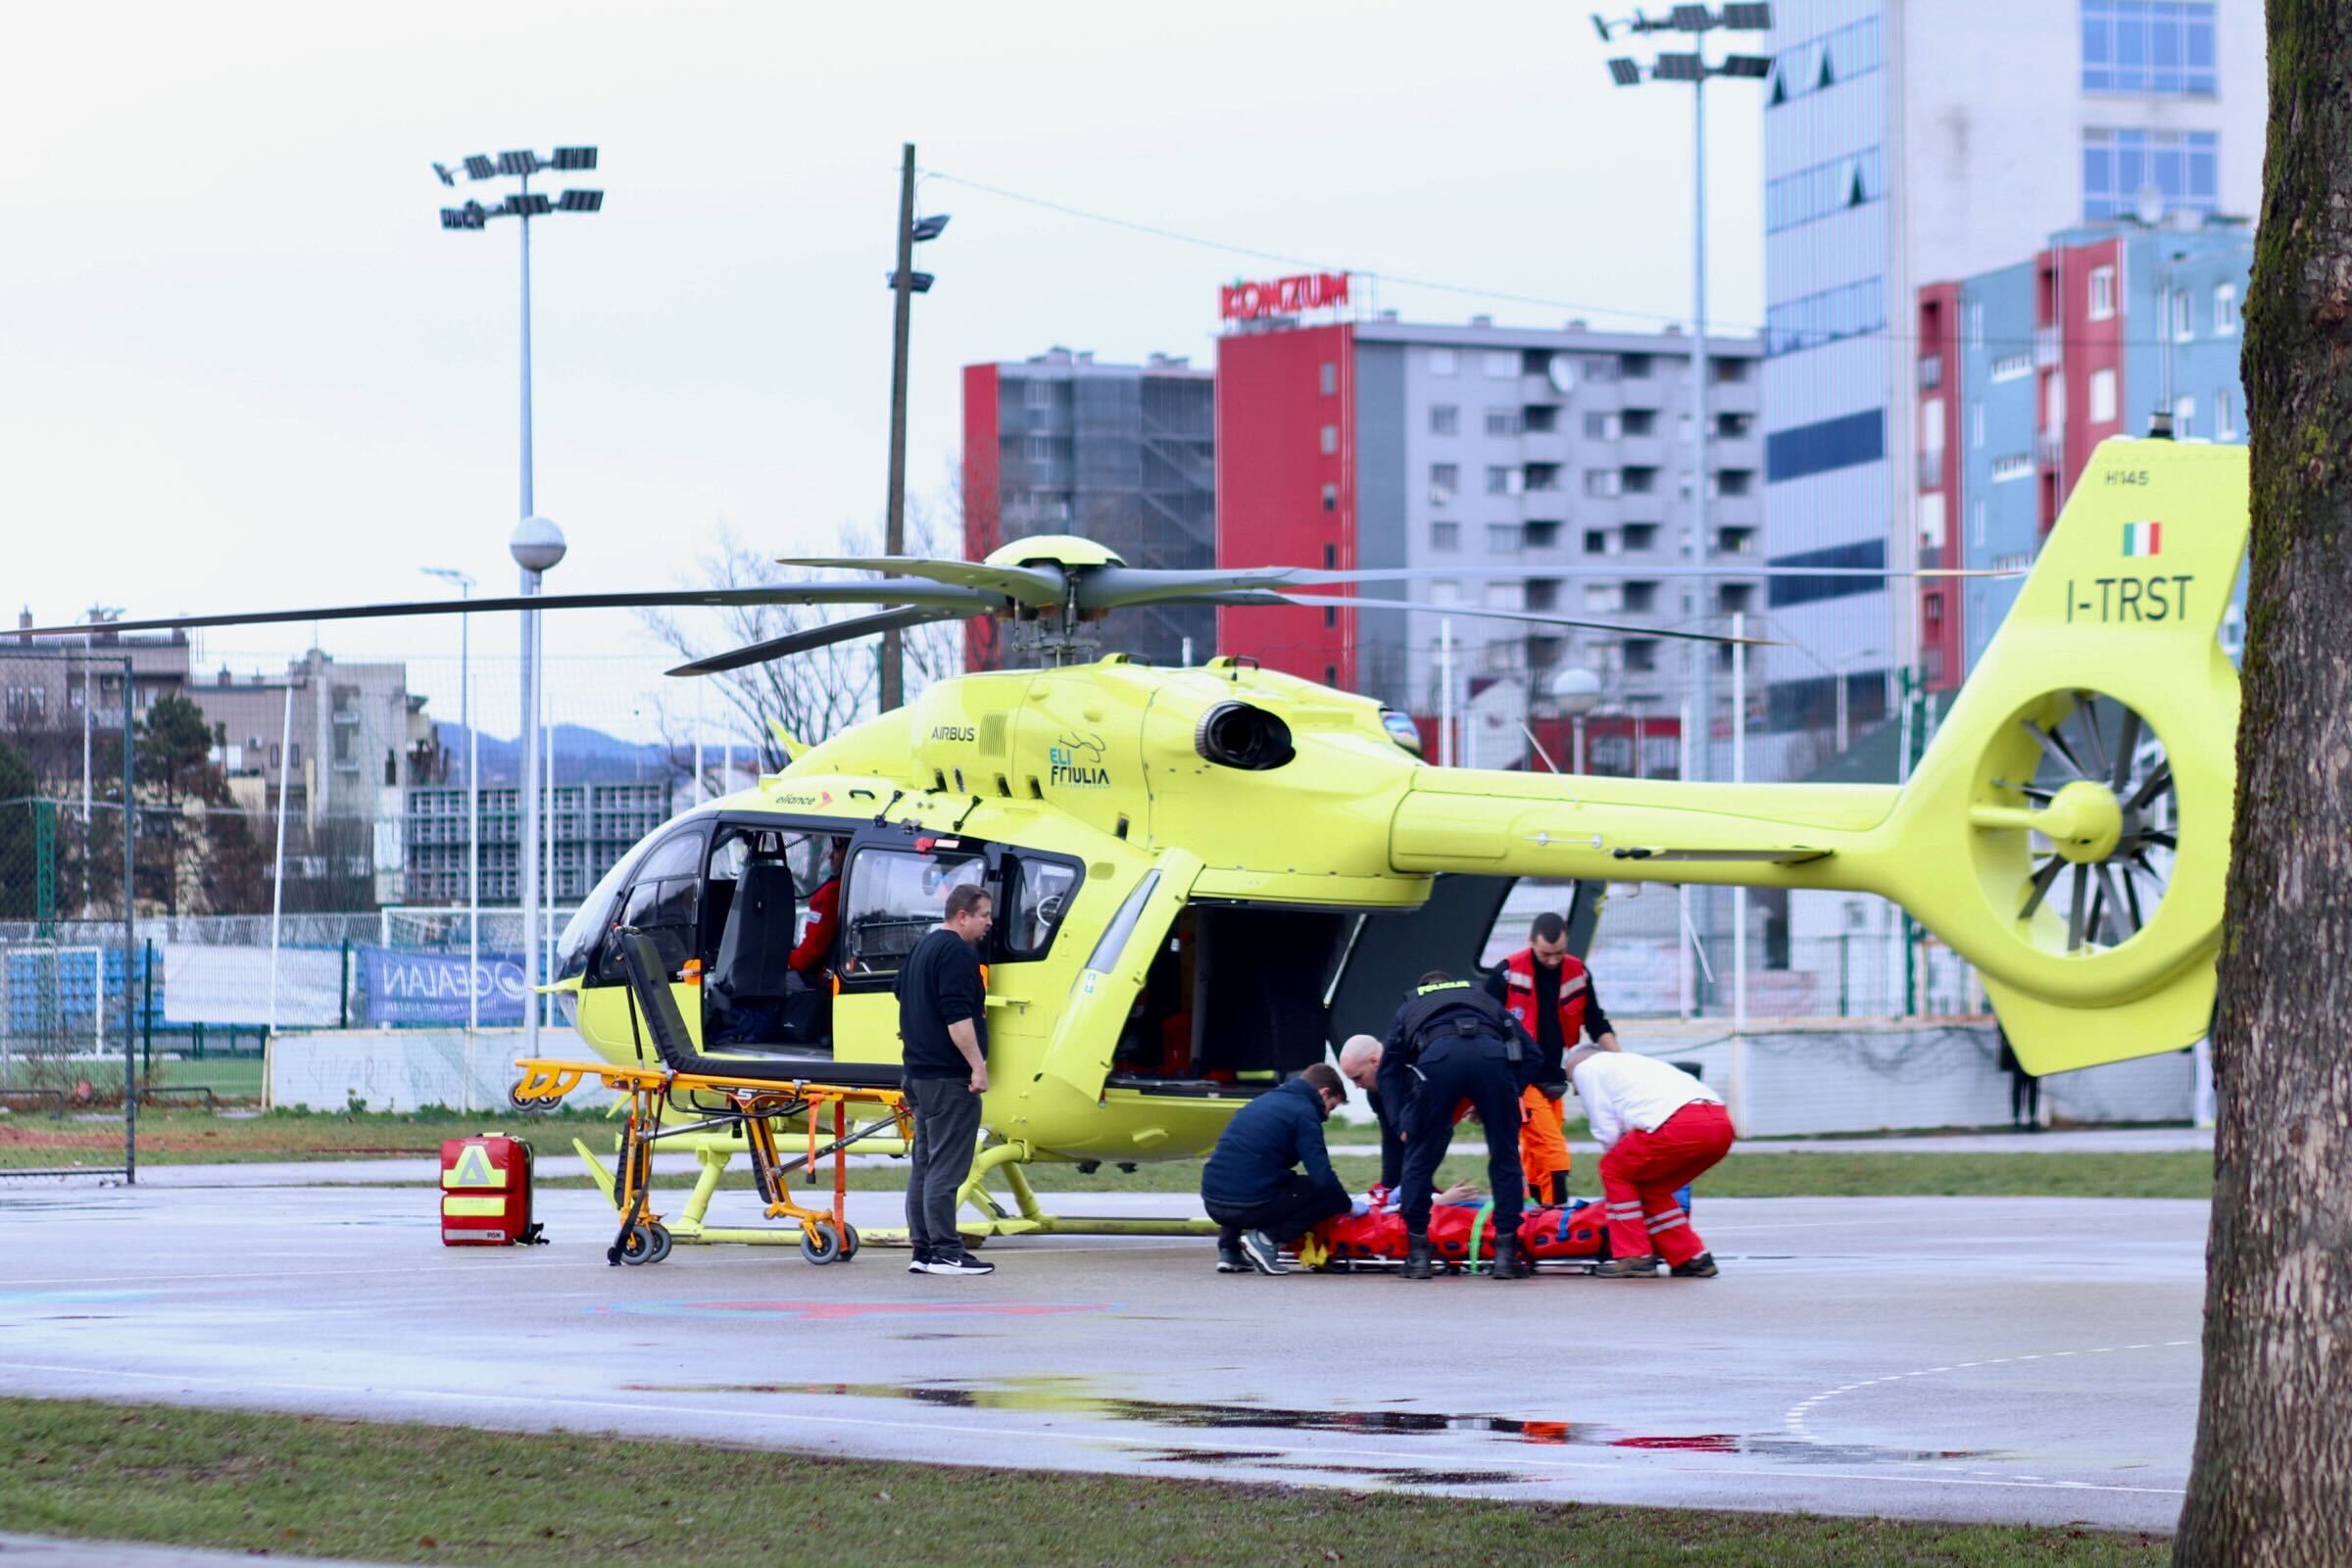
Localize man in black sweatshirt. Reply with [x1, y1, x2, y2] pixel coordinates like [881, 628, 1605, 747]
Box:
[1200, 1062, 1351, 1275]
[894, 881, 996, 1277]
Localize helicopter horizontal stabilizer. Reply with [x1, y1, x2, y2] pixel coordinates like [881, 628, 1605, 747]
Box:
[1607, 846, 1834, 865]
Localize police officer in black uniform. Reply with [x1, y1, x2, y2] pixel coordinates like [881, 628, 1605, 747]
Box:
[1377, 969, 1541, 1280]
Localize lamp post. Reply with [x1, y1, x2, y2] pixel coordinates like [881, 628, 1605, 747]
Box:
[1596, 3, 1770, 1014]
[436, 144, 599, 1054]
[420, 567, 478, 1033]
[1549, 664, 1603, 774]
[880, 141, 950, 712]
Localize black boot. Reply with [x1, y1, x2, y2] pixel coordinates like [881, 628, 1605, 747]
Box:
[1402, 1229, 1435, 1280]
[1492, 1233, 1526, 1279]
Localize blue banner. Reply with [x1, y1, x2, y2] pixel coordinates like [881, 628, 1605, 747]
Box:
[359, 946, 529, 1026]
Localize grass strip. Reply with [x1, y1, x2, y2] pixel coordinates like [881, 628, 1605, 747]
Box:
[0, 1397, 2167, 1567]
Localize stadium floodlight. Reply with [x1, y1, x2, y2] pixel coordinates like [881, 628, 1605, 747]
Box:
[433, 162, 458, 187]
[1654, 51, 1706, 79]
[1592, 12, 1614, 41]
[1607, 56, 1643, 84]
[497, 150, 540, 175]
[550, 145, 598, 171]
[557, 189, 604, 213]
[887, 270, 935, 293]
[1722, 3, 1773, 28]
[910, 213, 951, 241]
[439, 208, 467, 229]
[1670, 4, 1713, 29]
[463, 154, 496, 180]
[505, 192, 553, 218]
[1720, 53, 1773, 76]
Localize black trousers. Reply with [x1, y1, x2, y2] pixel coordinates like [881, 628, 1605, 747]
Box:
[1204, 1172, 1352, 1245]
[905, 1075, 983, 1259]
[1397, 1040, 1527, 1233]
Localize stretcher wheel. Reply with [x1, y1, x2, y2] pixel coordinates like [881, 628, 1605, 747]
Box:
[618, 1221, 660, 1265]
[800, 1222, 842, 1264]
[642, 1222, 673, 1265]
[839, 1224, 860, 1260]
[507, 1080, 558, 1115]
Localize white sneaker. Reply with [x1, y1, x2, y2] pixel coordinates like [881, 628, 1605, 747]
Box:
[922, 1253, 995, 1276]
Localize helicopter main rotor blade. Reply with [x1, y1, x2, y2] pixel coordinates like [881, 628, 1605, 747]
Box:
[19, 582, 1001, 640]
[666, 605, 966, 676]
[1075, 564, 2015, 611]
[1211, 591, 1773, 647]
[777, 556, 1066, 604]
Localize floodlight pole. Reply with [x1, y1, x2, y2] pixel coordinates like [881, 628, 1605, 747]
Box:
[881, 142, 917, 713]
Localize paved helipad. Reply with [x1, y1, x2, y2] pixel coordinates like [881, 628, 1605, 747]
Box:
[0, 1177, 2203, 1532]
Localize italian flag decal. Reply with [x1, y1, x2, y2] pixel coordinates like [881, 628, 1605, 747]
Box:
[2122, 520, 2164, 557]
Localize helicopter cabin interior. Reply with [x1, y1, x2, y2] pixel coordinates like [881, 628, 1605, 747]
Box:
[560, 812, 1524, 1098]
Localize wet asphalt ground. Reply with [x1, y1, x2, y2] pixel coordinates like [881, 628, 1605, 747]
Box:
[0, 1176, 2201, 1532]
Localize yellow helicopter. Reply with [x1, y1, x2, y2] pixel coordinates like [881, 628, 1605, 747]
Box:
[29, 434, 2242, 1254]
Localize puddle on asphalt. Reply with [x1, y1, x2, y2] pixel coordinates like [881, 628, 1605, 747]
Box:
[619, 1375, 1997, 1466]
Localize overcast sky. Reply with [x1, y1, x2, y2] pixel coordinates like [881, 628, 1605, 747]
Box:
[2, 0, 1764, 745]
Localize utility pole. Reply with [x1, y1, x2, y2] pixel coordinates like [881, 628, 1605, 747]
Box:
[881, 142, 917, 713]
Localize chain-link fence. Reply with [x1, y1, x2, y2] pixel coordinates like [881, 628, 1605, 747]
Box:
[1, 650, 137, 1179]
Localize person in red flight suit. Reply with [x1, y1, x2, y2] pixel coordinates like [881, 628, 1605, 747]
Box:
[1483, 911, 1619, 1206]
[790, 839, 849, 977]
[1566, 1045, 1735, 1279]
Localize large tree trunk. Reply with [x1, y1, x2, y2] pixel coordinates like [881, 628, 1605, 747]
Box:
[2176, 4, 2352, 1561]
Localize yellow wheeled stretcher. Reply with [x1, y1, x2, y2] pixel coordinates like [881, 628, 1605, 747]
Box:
[509, 929, 911, 1267]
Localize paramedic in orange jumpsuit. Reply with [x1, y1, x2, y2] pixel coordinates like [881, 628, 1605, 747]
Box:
[1483, 911, 1619, 1206]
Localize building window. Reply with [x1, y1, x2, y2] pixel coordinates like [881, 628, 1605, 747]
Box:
[1966, 301, 1984, 348]
[1430, 347, 1457, 376]
[1584, 468, 1623, 499]
[1484, 350, 1518, 378]
[1582, 356, 1619, 383]
[1319, 424, 1339, 455]
[1432, 521, 1460, 551]
[1430, 580, 1461, 606]
[2083, 127, 2219, 221]
[1990, 354, 2032, 383]
[1765, 276, 1886, 357]
[1488, 523, 1523, 553]
[1525, 404, 1558, 433]
[2215, 388, 2237, 439]
[1321, 482, 1338, 512]
[2215, 283, 2239, 334]
[1430, 463, 1459, 504]
[1620, 354, 1652, 379]
[2090, 368, 2119, 424]
[2082, 0, 2218, 96]
[1430, 404, 1459, 436]
[2174, 395, 2197, 438]
[1319, 362, 1338, 396]
[2170, 288, 2194, 341]
[1024, 378, 1053, 409]
[2088, 266, 2117, 320]
[1525, 520, 1560, 549]
[1766, 538, 1886, 608]
[1768, 15, 1884, 107]
[1484, 581, 1521, 610]
[1485, 407, 1524, 437]
[1486, 465, 1519, 495]
[1024, 435, 1055, 463]
[1765, 146, 1886, 234]
[1621, 409, 1657, 437]
[1584, 528, 1610, 555]
[1992, 454, 2034, 482]
[1973, 501, 1987, 548]
[1764, 408, 1886, 484]
[1623, 522, 1659, 551]
[1582, 583, 1623, 612]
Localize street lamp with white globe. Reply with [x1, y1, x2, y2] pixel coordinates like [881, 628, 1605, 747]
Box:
[1548, 665, 1603, 774]
[512, 514, 566, 1054]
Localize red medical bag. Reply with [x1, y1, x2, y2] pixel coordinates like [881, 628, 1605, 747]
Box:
[439, 1134, 543, 1247]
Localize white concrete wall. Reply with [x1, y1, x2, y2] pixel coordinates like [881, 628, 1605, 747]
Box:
[270, 1029, 617, 1114]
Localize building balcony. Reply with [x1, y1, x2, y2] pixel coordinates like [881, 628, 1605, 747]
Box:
[2034, 324, 2061, 368]
[1616, 435, 1665, 468]
[1918, 449, 1945, 489]
[2038, 429, 2067, 468]
[1918, 354, 1944, 391]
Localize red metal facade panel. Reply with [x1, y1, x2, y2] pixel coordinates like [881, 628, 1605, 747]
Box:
[2059, 235, 2125, 499]
[1213, 322, 1354, 687]
[961, 363, 1003, 671]
[1916, 283, 1966, 691]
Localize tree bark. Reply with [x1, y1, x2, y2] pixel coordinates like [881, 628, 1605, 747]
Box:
[2177, 3, 2352, 1560]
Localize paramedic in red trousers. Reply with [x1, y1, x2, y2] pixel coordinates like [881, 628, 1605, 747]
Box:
[1565, 1044, 1735, 1278]
[1483, 911, 1619, 1205]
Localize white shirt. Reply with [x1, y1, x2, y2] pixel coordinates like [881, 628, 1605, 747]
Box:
[1569, 1051, 1723, 1151]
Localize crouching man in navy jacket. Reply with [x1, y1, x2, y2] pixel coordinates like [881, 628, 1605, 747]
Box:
[1199, 1062, 1351, 1276]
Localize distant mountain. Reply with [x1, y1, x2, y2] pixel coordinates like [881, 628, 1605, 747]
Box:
[432, 722, 679, 786]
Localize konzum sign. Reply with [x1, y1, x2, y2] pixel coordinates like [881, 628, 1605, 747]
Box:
[1219, 271, 1350, 321]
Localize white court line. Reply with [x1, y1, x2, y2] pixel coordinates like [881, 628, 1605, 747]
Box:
[0, 1358, 2186, 1498]
[1781, 1340, 2197, 1483]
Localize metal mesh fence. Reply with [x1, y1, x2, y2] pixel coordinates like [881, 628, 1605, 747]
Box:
[1, 650, 136, 1178]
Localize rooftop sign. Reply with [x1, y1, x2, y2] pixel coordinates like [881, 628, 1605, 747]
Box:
[1219, 271, 1350, 322]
